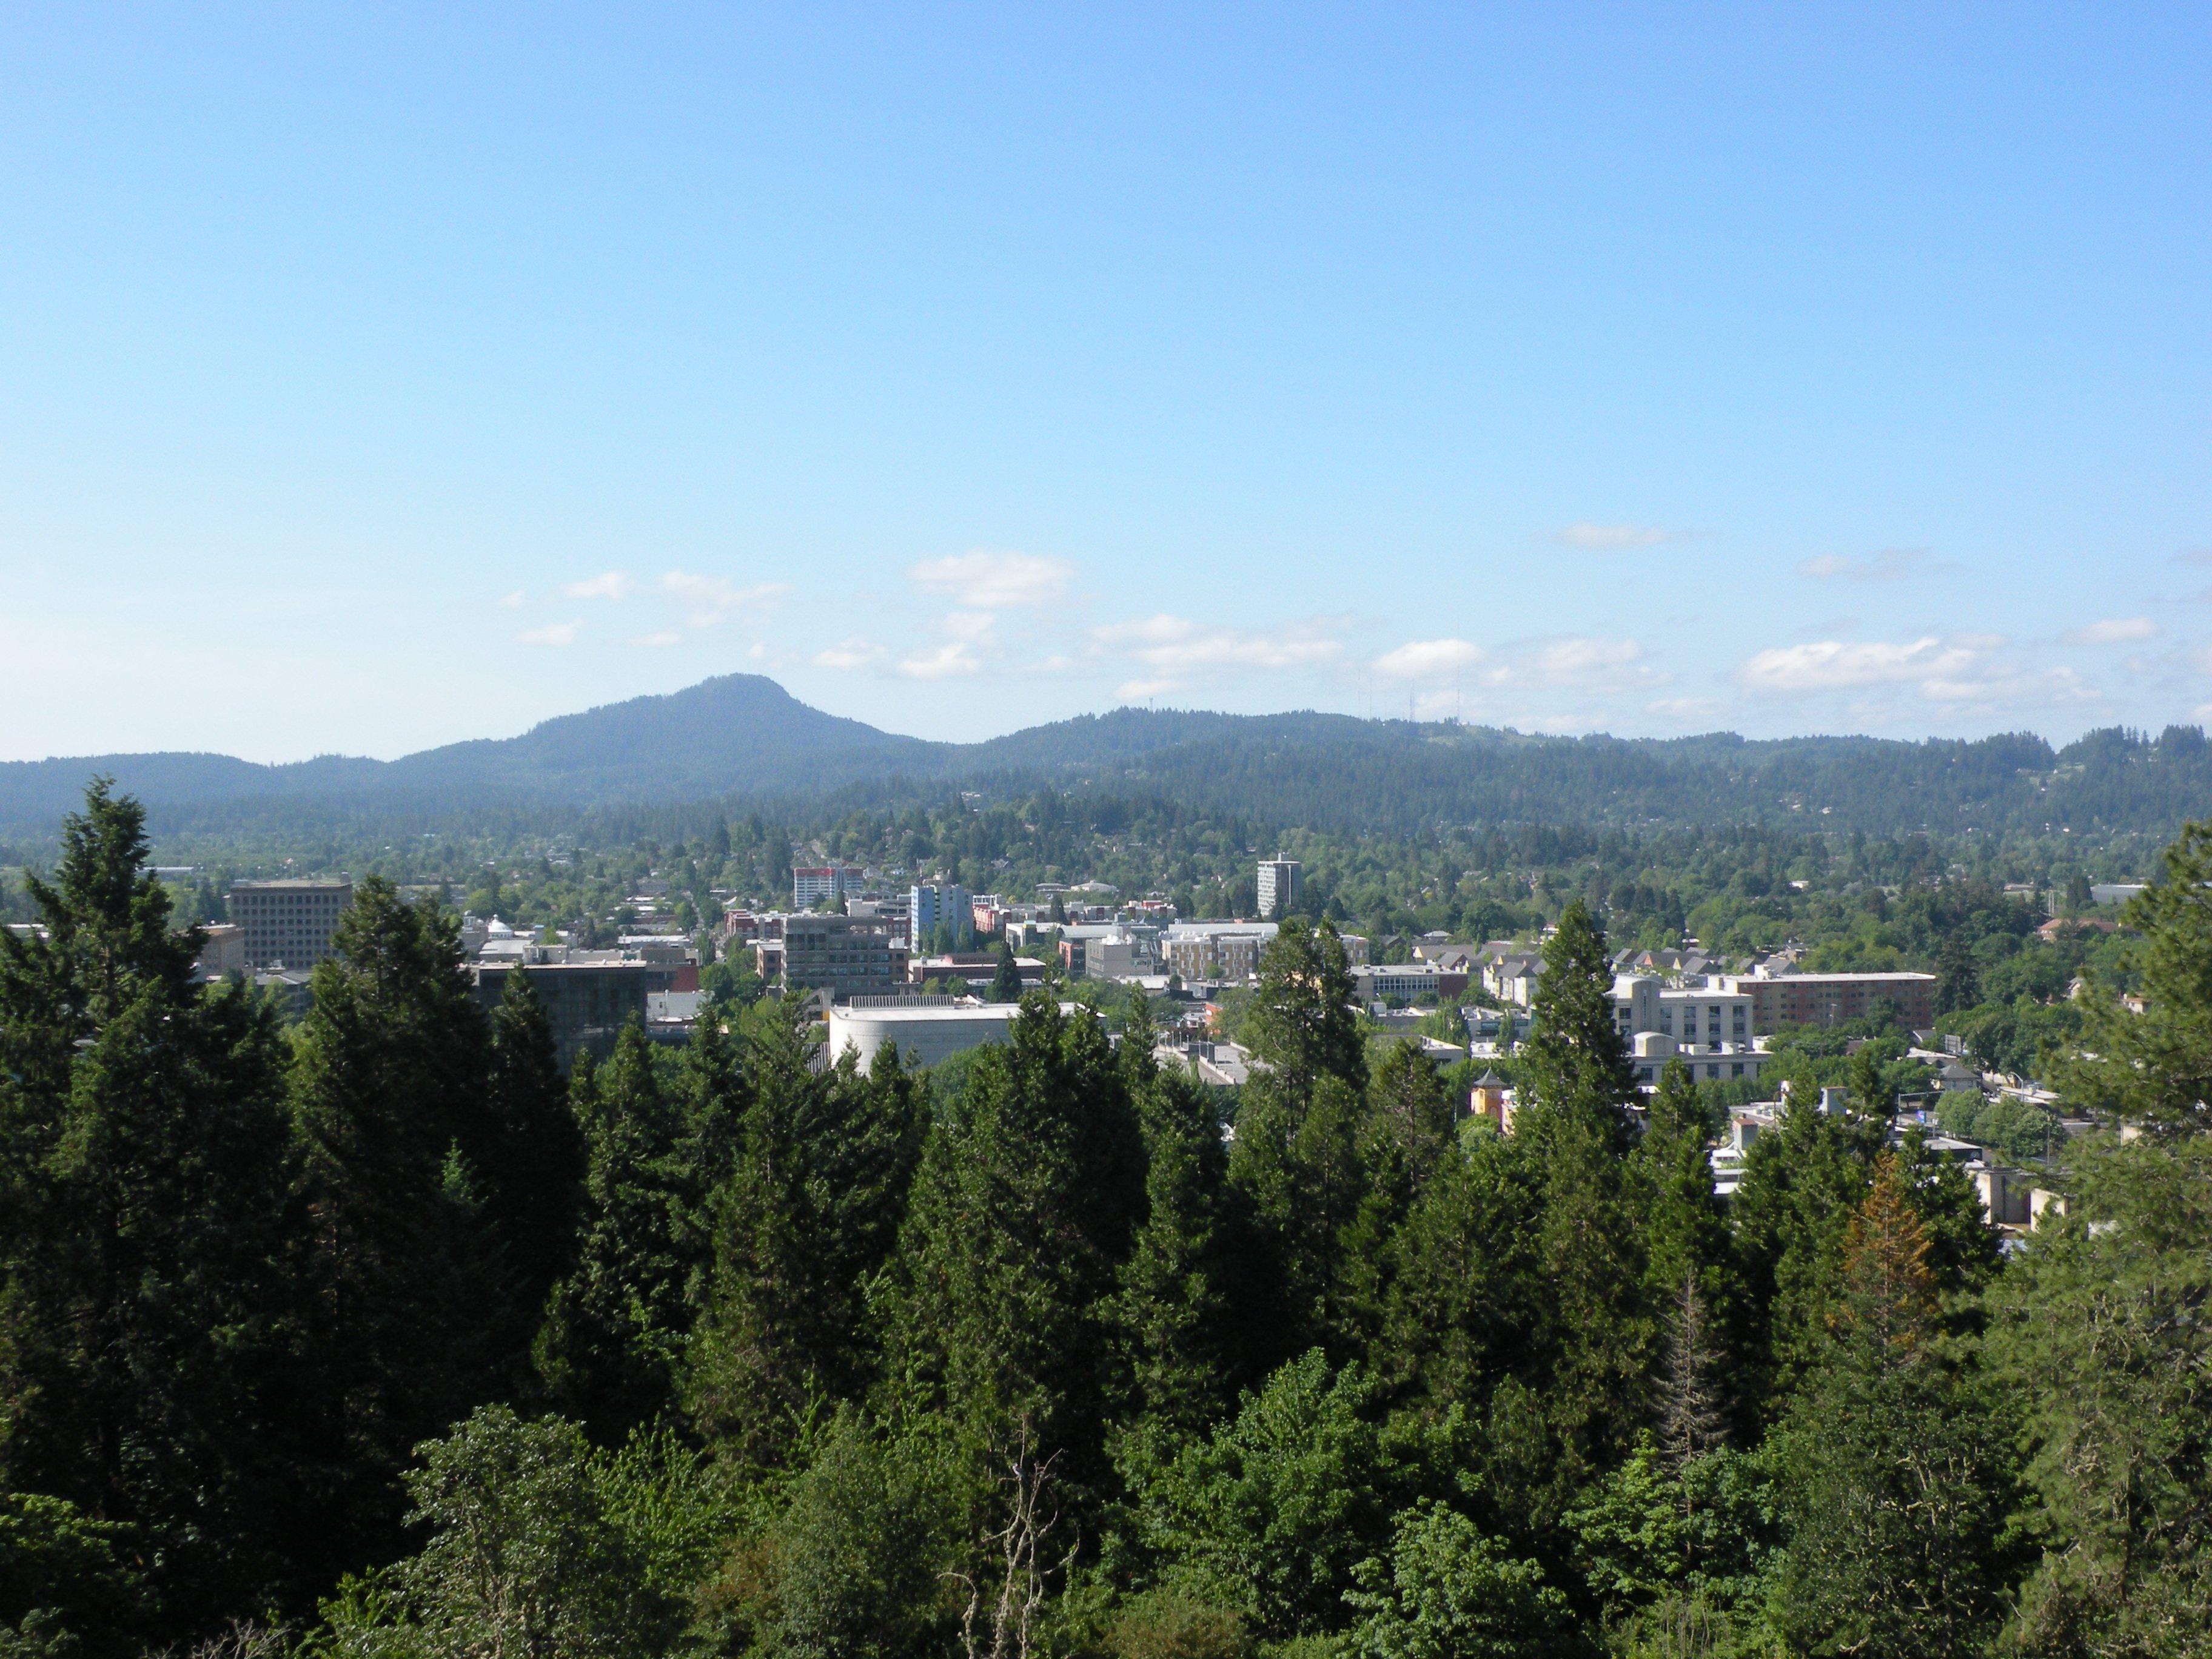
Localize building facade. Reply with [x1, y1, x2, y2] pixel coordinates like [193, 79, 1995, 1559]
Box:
[1719, 971, 1936, 1031]
[1256, 859, 1302, 919]
[1162, 920, 1278, 982]
[471, 961, 672, 1069]
[1610, 974, 1766, 1087]
[782, 914, 908, 998]
[908, 882, 971, 947]
[793, 865, 865, 908]
[227, 879, 354, 971]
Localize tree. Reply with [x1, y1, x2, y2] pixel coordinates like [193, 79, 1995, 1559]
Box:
[323, 1406, 703, 1659]
[533, 1025, 691, 1439]
[290, 877, 505, 1565]
[1108, 1062, 1236, 1450]
[2056, 820, 2212, 1130]
[988, 943, 1024, 1005]
[1934, 929, 1982, 1017]
[480, 968, 584, 1350]
[1341, 1501, 1568, 1659]
[873, 997, 1145, 1513]
[1988, 1133, 2212, 1651]
[1768, 1156, 2020, 1659]
[686, 1006, 925, 1474]
[0, 782, 304, 1627]
[1634, 1060, 1732, 1333]
[1517, 902, 1650, 1470]
[1130, 1350, 1398, 1644]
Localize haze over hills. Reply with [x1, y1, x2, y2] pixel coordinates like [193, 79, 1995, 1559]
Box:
[4, 673, 2210, 841]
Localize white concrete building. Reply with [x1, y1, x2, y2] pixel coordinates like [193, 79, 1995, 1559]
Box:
[1611, 974, 1765, 1087]
[1256, 859, 1302, 919]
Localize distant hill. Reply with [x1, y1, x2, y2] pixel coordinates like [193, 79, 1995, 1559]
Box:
[5, 674, 2210, 842]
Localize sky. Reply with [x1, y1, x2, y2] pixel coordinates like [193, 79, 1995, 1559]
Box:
[3, 4, 2209, 763]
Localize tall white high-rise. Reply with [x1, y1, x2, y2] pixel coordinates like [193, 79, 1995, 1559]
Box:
[1256, 859, 1302, 919]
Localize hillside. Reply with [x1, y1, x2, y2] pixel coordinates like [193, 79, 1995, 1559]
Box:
[5, 674, 2211, 842]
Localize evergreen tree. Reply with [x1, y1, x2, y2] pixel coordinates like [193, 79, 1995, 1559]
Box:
[1108, 1061, 1237, 1450]
[289, 875, 505, 1566]
[1517, 902, 1650, 1470]
[1728, 1093, 1883, 1424]
[686, 1004, 925, 1474]
[1934, 929, 1982, 1017]
[2056, 819, 2212, 1130]
[1633, 1059, 1732, 1318]
[1376, 1127, 1547, 1422]
[988, 942, 1023, 1004]
[480, 967, 584, 1347]
[534, 1025, 691, 1439]
[1988, 1132, 2212, 1651]
[873, 997, 1145, 1515]
[1228, 921, 1372, 1364]
[0, 782, 303, 1628]
[1769, 1156, 2020, 1658]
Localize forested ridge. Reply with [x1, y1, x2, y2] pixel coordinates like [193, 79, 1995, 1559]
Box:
[8, 781, 2212, 1657]
[7, 675, 2212, 846]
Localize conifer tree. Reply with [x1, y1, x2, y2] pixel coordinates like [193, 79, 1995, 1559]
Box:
[1376, 1127, 1547, 1420]
[1989, 1133, 2212, 1649]
[989, 941, 1023, 1004]
[1228, 921, 1372, 1364]
[2056, 820, 2212, 1130]
[1518, 901, 1651, 1469]
[685, 1003, 925, 1473]
[480, 967, 583, 1339]
[1108, 1060, 1237, 1450]
[1634, 1060, 1738, 1396]
[1769, 1156, 2019, 1658]
[289, 876, 504, 1563]
[873, 997, 1145, 1512]
[0, 782, 303, 1626]
[534, 1024, 691, 1439]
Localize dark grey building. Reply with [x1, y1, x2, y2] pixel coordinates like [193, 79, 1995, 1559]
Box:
[227, 879, 354, 971]
[471, 961, 680, 1070]
[782, 914, 907, 999]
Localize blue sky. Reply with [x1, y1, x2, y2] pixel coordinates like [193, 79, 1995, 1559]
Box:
[4, 4, 2208, 762]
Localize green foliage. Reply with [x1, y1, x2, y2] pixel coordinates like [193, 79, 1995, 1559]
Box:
[685, 1005, 925, 1475]
[1130, 1350, 1399, 1643]
[2056, 820, 2212, 1131]
[533, 1026, 693, 1437]
[1341, 1500, 1570, 1659]
[1988, 1134, 2212, 1652]
[0, 1493, 150, 1659]
[0, 781, 305, 1622]
[321, 1406, 706, 1659]
[1766, 1159, 2021, 1659]
[872, 996, 1145, 1507]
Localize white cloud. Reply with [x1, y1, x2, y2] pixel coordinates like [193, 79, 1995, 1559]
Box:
[1551, 522, 1675, 549]
[899, 641, 985, 680]
[564, 571, 634, 600]
[908, 550, 1075, 608]
[1536, 637, 1645, 677]
[518, 622, 580, 647]
[1092, 614, 1344, 672]
[814, 637, 886, 671]
[1796, 548, 1927, 582]
[626, 631, 683, 648]
[1740, 634, 2096, 709]
[497, 589, 527, 609]
[1740, 636, 1977, 692]
[2063, 616, 2158, 645]
[1375, 638, 1486, 679]
[1116, 677, 1177, 702]
[1647, 695, 1728, 723]
[660, 571, 786, 626]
